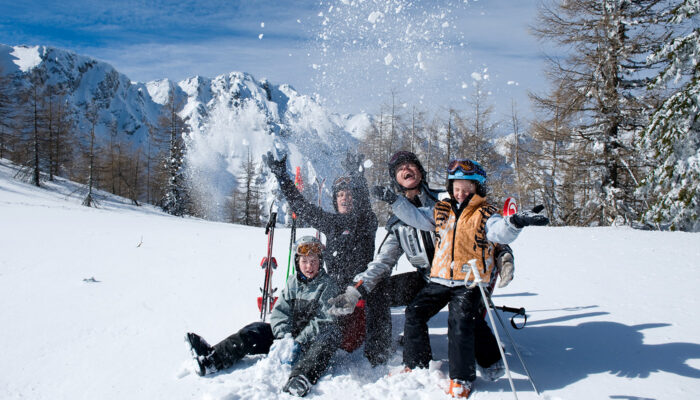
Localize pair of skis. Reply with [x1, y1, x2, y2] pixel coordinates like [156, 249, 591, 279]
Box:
[258, 202, 278, 322]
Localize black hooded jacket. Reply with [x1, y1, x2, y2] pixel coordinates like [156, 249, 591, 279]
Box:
[274, 170, 378, 287]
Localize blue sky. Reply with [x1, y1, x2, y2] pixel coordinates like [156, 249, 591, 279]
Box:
[0, 0, 548, 127]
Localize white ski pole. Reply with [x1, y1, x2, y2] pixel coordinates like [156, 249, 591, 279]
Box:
[467, 259, 518, 400]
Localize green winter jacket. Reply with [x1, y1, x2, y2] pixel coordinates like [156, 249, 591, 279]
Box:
[269, 269, 340, 346]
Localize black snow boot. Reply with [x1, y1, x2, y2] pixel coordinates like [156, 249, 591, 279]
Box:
[185, 332, 220, 376]
[282, 374, 312, 397]
[194, 354, 220, 377]
[186, 332, 213, 358]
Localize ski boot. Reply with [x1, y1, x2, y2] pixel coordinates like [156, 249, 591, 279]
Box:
[282, 374, 312, 397]
[478, 359, 505, 381]
[185, 332, 218, 376]
[447, 379, 473, 398]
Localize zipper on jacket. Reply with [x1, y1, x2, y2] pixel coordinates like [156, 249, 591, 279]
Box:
[449, 204, 460, 280]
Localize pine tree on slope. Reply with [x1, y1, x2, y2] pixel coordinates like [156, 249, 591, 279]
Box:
[159, 91, 190, 216]
[532, 0, 668, 225]
[639, 0, 700, 231]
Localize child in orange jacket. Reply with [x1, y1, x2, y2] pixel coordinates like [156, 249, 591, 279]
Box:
[373, 158, 548, 398]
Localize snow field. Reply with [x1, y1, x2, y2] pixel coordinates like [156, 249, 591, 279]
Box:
[1, 159, 699, 399]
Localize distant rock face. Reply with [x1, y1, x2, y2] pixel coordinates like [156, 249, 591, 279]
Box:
[1, 44, 371, 221]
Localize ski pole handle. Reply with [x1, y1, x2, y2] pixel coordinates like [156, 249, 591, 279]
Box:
[468, 259, 483, 284]
[496, 305, 526, 316]
[494, 305, 528, 329]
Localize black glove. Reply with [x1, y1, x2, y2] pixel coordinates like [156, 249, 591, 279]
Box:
[509, 204, 549, 228]
[263, 151, 287, 177]
[341, 153, 365, 175]
[371, 185, 398, 204]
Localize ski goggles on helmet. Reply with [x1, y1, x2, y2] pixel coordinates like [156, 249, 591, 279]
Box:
[295, 237, 325, 256]
[333, 176, 352, 186]
[388, 151, 417, 166]
[446, 159, 486, 183]
[332, 176, 353, 192]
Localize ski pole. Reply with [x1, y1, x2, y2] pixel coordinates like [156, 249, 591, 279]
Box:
[315, 177, 325, 239]
[468, 260, 518, 400]
[285, 213, 297, 281]
[486, 290, 541, 395]
[285, 168, 303, 282]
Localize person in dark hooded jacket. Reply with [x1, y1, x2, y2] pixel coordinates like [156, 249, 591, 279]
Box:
[264, 151, 382, 364]
[264, 151, 377, 287]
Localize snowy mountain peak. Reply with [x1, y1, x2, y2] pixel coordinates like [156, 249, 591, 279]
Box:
[0, 43, 371, 222]
[8, 44, 43, 72]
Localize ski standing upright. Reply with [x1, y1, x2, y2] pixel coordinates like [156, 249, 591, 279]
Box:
[285, 167, 304, 282]
[258, 203, 278, 321]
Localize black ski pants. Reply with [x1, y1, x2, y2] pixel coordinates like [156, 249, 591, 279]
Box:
[403, 282, 483, 382]
[212, 321, 339, 384]
[364, 271, 427, 365]
[366, 272, 501, 369]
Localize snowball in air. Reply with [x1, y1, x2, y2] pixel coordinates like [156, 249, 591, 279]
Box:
[368, 11, 384, 24]
[384, 53, 394, 65]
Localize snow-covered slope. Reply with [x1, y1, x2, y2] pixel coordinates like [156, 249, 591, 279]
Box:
[0, 44, 371, 220]
[1, 158, 699, 399]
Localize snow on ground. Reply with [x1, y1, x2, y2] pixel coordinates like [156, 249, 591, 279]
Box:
[1, 158, 699, 399]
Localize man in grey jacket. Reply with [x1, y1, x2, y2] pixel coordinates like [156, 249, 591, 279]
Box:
[328, 151, 514, 378]
[186, 236, 339, 397]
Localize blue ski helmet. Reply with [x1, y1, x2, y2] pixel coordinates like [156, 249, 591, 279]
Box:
[446, 158, 488, 198]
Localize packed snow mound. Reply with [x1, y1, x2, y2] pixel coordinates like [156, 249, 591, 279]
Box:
[1, 158, 699, 399]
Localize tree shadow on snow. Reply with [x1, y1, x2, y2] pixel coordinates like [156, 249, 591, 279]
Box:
[397, 307, 700, 397]
[492, 292, 539, 298]
[471, 317, 700, 397]
[516, 320, 700, 388]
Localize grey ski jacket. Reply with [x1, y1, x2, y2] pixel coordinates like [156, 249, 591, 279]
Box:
[270, 270, 340, 346]
[353, 183, 443, 293]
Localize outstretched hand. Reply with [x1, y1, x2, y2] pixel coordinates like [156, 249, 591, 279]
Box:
[328, 286, 361, 316]
[263, 151, 287, 177]
[509, 204, 549, 228]
[342, 153, 365, 175]
[371, 185, 398, 204]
